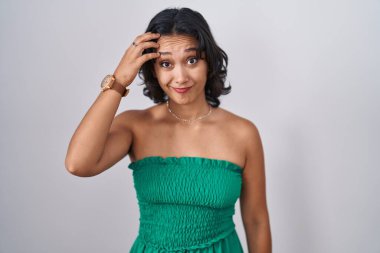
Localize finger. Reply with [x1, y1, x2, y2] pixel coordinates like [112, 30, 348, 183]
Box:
[136, 52, 161, 65]
[129, 42, 159, 59]
[132, 41, 160, 52]
[133, 33, 160, 45]
[134, 32, 153, 41]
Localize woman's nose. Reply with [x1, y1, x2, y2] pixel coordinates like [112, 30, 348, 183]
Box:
[174, 66, 189, 85]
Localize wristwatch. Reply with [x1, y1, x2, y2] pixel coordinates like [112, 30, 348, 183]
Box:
[100, 74, 130, 97]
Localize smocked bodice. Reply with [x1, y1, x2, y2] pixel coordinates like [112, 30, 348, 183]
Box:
[127, 156, 244, 252]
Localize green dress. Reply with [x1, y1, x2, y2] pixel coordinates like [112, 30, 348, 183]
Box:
[128, 156, 244, 252]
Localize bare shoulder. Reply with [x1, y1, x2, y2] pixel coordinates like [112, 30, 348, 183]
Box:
[217, 107, 262, 153]
[114, 104, 160, 129]
[217, 107, 260, 135]
[116, 108, 146, 120]
[113, 109, 141, 129]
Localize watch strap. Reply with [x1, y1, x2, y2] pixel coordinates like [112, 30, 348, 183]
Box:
[111, 78, 130, 97]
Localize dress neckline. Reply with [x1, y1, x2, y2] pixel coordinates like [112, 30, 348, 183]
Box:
[129, 156, 243, 172]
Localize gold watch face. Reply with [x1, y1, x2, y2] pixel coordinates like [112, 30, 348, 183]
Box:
[101, 75, 115, 90]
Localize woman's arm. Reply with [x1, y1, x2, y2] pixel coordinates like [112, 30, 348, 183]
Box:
[65, 32, 161, 177]
[240, 121, 272, 253]
[64, 88, 132, 177]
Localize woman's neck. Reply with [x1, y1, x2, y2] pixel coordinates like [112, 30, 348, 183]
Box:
[166, 99, 211, 121]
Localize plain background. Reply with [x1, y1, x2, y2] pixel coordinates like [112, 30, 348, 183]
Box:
[1, 0, 379, 252]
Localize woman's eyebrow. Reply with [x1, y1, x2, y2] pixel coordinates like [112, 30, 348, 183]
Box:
[158, 47, 198, 55]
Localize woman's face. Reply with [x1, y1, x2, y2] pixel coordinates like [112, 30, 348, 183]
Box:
[153, 34, 208, 105]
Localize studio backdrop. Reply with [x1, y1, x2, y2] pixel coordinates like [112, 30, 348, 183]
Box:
[0, 0, 379, 252]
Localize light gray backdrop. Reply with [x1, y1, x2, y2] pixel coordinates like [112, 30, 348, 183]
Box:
[1, 0, 379, 252]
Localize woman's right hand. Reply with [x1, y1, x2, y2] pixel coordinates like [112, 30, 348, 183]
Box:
[113, 32, 161, 87]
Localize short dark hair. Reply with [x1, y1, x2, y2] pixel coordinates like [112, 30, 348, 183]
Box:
[138, 7, 231, 108]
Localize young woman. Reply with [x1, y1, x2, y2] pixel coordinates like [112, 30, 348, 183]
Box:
[65, 7, 272, 253]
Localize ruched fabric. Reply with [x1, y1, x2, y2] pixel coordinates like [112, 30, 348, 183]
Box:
[128, 156, 244, 252]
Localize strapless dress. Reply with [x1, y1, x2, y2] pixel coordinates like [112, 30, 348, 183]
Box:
[127, 156, 244, 252]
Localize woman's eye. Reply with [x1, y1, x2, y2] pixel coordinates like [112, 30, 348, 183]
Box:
[160, 61, 171, 68]
[188, 57, 199, 64]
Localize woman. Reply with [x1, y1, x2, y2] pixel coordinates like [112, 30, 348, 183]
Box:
[65, 7, 272, 253]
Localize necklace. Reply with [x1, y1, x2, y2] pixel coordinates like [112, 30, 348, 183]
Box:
[166, 100, 213, 124]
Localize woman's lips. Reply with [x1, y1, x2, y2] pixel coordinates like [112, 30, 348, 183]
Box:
[171, 86, 192, 93]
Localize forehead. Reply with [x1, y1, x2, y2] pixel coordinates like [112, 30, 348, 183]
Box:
[157, 34, 198, 53]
